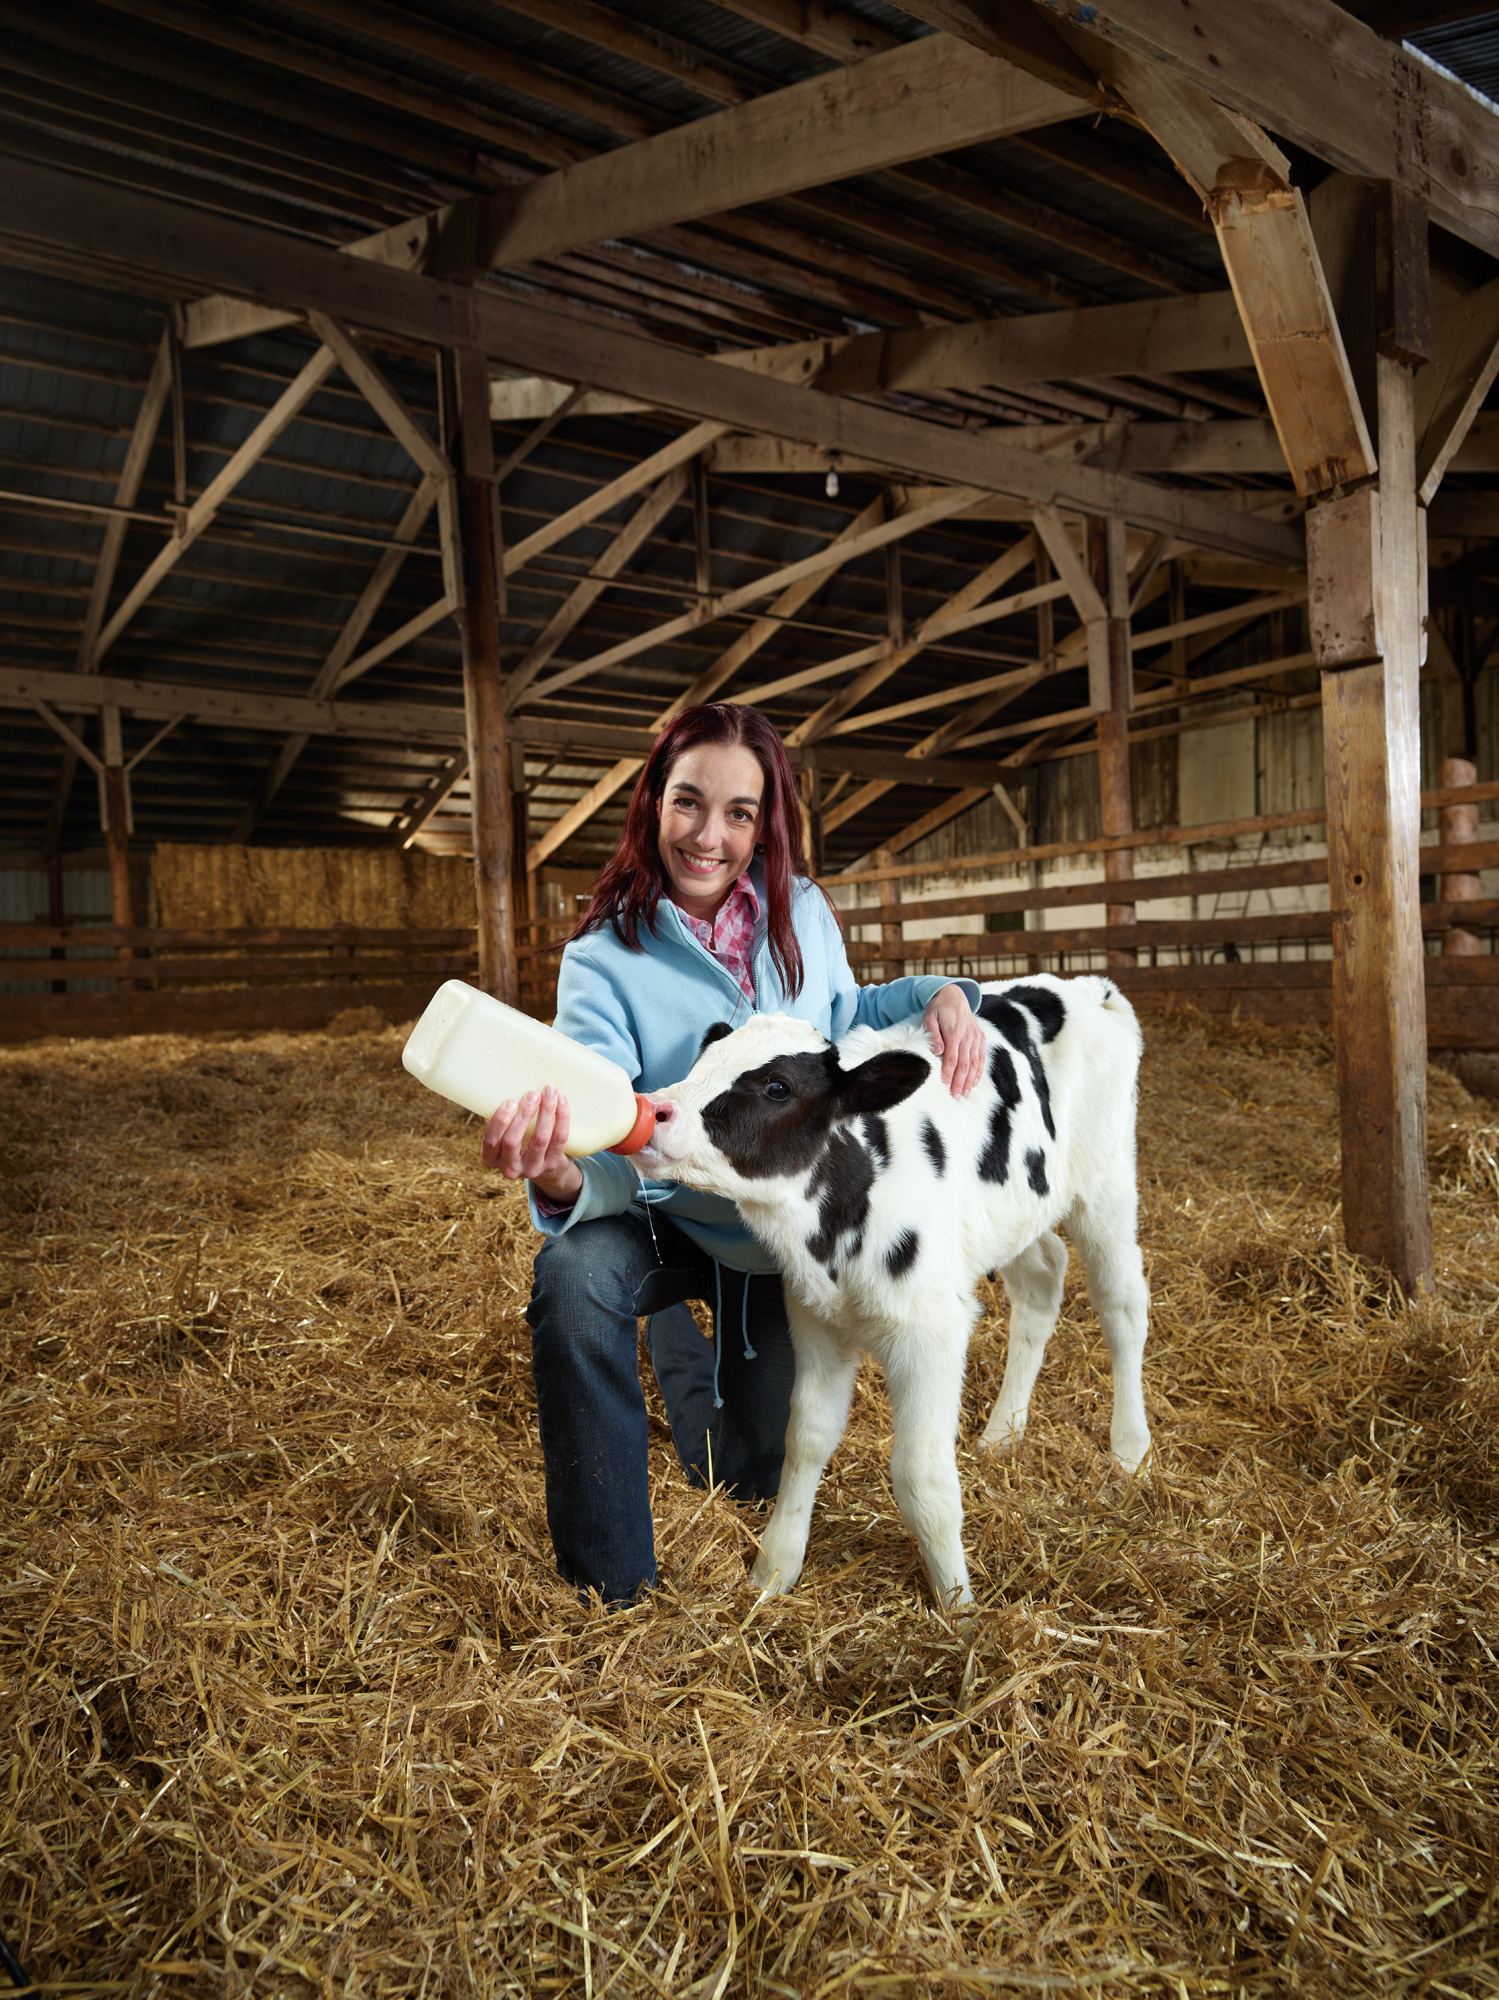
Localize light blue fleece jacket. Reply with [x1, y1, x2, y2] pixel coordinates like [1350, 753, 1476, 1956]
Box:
[526, 861, 979, 1273]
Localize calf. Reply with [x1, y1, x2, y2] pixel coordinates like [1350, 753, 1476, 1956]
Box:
[639, 975, 1150, 1608]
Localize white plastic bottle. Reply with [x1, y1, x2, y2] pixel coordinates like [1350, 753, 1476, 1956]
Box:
[401, 980, 657, 1156]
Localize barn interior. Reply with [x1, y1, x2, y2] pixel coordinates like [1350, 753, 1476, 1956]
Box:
[2, 2, 1498, 1992]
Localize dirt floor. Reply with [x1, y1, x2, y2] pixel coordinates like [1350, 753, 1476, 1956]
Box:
[1, 1003, 1496, 1997]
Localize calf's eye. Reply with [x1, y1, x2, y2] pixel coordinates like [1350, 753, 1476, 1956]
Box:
[763, 1080, 791, 1102]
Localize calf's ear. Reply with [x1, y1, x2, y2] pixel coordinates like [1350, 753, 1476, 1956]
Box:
[833, 1050, 929, 1118]
[697, 1022, 734, 1059]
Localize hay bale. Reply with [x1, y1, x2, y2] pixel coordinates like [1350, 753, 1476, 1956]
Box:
[2, 1008, 1496, 1995]
[153, 844, 476, 933]
[326, 1004, 388, 1037]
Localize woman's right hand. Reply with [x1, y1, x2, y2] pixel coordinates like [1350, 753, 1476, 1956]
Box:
[482, 1086, 584, 1205]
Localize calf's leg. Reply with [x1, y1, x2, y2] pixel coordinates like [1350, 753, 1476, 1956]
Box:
[979, 1229, 1069, 1457]
[750, 1304, 859, 1596]
[1069, 1200, 1151, 1473]
[882, 1304, 975, 1608]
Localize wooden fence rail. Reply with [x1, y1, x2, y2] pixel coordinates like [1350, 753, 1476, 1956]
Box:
[2, 786, 1494, 1046]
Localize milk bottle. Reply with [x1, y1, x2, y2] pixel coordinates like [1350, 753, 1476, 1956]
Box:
[402, 981, 656, 1156]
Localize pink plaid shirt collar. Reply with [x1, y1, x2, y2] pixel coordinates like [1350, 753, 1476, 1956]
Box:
[674, 872, 759, 1001]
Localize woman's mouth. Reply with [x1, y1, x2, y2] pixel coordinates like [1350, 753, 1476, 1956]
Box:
[676, 851, 723, 876]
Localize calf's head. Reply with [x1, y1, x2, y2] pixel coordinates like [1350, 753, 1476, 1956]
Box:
[641, 1013, 930, 1199]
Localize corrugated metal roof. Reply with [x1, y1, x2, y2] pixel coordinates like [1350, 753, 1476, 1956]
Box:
[0, 2, 1495, 873]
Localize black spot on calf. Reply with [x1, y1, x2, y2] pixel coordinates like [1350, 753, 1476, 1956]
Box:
[921, 1118, 946, 1176]
[1003, 984, 1067, 1044]
[861, 1114, 890, 1168]
[977, 1043, 1020, 1184]
[885, 1229, 919, 1279]
[1025, 1147, 1049, 1196]
[804, 1129, 875, 1274]
[978, 994, 1055, 1140]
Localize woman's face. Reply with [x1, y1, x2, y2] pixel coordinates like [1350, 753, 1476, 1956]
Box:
[656, 740, 765, 921]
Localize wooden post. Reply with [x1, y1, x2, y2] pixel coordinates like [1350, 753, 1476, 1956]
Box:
[446, 346, 519, 1006]
[47, 850, 66, 994]
[1089, 517, 1136, 968]
[802, 751, 825, 877]
[876, 846, 904, 982]
[1308, 354, 1434, 1295]
[100, 705, 135, 994]
[1438, 755, 1483, 956]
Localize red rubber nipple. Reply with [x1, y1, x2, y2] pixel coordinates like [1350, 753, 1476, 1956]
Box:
[606, 1093, 658, 1156]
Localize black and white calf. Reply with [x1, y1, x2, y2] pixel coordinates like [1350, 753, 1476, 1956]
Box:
[639, 975, 1150, 1608]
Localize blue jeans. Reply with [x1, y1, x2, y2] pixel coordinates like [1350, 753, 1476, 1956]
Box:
[527, 1207, 796, 1604]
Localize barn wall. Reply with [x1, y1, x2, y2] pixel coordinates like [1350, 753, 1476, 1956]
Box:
[0, 857, 141, 996]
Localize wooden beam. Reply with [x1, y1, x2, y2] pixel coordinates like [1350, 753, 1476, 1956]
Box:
[307, 312, 451, 480]
[366, 39, 1082, 279]
[47, 321, 175, 857]
[0, 162, 1303, 565]
[447, 346, 519, 1006]
[503, 464, 691, 711]
[518, 483, 993, 708]
[824, 778, 895, 835]
[503, 421, 727, 577]
[880, 785, 991, 856]
[0, 665, 1022, 790]
[787, 530, 1043, 745]
[523, 496, 889, 866]
[491, 292, 1251, 421]
[948, 0, 1499, 266]
[93, 343, 340, 664]
[911, 4, 1375, 495]
[181, 35, 1080, 343]
[1090, 517, 1136, 960]
[1414, 273, 1499, 506]
[392, 754, 469, 849]
[78, 326, 174, 672]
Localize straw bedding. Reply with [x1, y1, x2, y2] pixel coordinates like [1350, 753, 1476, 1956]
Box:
[2, 1005, 1496, 1997]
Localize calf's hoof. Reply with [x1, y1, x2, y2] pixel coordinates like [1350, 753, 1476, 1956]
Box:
[750, 1553, 799, 1595]
[977, 1419, 1025, 1460]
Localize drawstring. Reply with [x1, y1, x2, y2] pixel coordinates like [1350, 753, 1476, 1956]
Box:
[711, 1260, 759, 1411]
[712, 1260, 725, 1410]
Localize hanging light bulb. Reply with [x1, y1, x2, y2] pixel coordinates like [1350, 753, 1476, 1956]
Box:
[824, 459, 840, 498]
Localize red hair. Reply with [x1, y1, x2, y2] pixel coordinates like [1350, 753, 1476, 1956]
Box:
[566, 704, 819, 997]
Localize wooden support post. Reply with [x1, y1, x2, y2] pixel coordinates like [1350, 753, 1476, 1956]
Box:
[1438, 755, 1483, 956]
[1089, 517, 1136, 965]
[100, 706, 134, 993]
[1308, 357, 1434, 1295]
[876, 846, 904, 982]
[446, 346, 519, 1006]
[692, 453, 711, 609]
[802, 751, 825, 877]
[509, 738, 530, 977]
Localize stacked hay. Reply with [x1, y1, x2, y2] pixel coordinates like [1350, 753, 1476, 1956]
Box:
[2, 1010, 1496, 1996]
[153, 846, 476, 930]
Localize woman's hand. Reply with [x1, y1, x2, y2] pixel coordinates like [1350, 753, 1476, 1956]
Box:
[481, 1086, 584, 1205]
[923, 984, 987, 1097]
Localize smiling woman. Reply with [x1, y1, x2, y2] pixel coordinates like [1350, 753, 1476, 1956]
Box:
[478, 702, 988, 1606]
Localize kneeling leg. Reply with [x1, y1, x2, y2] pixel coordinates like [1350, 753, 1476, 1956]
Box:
[979, 1229, 1069, 1456]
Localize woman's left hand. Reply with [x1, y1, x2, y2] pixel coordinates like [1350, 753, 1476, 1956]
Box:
[923, 984, 987, 1097]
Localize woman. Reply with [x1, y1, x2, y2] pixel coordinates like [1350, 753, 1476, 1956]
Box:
[483, 703, 986, 1605]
